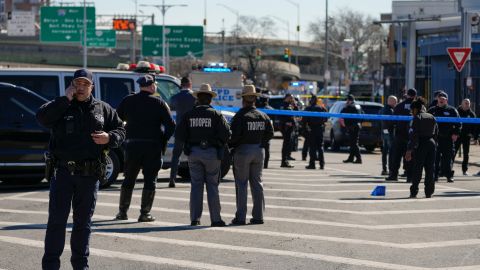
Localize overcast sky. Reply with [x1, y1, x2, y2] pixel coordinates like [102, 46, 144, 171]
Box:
[93, 0, 393, 42]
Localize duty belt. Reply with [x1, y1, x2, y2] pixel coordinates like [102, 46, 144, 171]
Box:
[55, 159, 100, 176]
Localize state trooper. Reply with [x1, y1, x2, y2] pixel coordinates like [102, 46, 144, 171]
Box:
[169, 77, 196, 187]
[115, 74, 175, 222]
[386, 89, 417, 182]
[279, 94, 296, 168]
[175, 83, 231, 227]
[405, 97, 438, 198]
[36, 69, 125, 270]
[340, 94, 363, 164]
[303, 95, 327, 169]
[428, 91, 460, 182]
[229, 85, 274, 225]
[455, 98, 476, 176]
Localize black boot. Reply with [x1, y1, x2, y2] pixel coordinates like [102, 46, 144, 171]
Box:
[115, 187, 133, 220]
[138, 189, 156, 222]
[168, 179, 176, 188]
[281, 161, 294, 168]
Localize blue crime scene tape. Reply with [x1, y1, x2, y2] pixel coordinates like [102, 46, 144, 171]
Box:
[214, 106, 480, 124]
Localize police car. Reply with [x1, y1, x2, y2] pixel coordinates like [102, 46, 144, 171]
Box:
[0, 62, 234, 187]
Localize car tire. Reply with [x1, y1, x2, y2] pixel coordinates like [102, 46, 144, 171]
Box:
[364, 145, 376, 152]
[220, 148, 231, 179]
[330, 131, 340, 152]
[100, 151, 120, 189]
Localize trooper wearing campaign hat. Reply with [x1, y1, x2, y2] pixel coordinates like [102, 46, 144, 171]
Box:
[175, 83, 231, 227]
[115, 74, 176, 222]
[37, 68, 126, 269]
[229, 85, 274, 225]
[428, 91, 461, 182]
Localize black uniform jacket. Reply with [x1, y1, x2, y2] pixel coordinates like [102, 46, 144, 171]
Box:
[302, 104, 327, 129]
[457, 106, 477, 138]
[175, 105, 230, 146]
[229, 106, 274, 149]
[340, 103, 363, 128]
[427, 105, 461, 138]
[36, 95, 125, 161]
[407, 111, 438, 151]
[393, 98, 414, 140]
[117, 91, 175, 142]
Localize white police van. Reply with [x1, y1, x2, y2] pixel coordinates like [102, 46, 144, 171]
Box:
[0, 62, 234, 187]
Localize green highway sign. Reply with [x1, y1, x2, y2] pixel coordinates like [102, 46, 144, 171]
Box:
[142, 25, 204, 57]
[87, 30, 116, 48]
[40, 6, 95, 42]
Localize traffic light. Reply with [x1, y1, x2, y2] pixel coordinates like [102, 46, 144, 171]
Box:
[284, 48, 290, 60]
[256, 48, 262, 60]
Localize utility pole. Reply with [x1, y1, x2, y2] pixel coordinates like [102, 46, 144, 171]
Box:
[324, 0, 329, 87]
[285, 0, 300, 65]
[82, 0, 87, 68]
[217, 4, 240, 63]
[140, 1, 187, 72]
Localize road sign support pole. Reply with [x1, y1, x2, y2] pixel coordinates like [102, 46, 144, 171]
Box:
[83, 0, 87, 68]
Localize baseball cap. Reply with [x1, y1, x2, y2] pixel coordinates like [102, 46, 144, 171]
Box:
[346, 94, 355, 101]
[136, 74, 156, 87]
[407, 88, 417, 97]
[437, 91, 448, 99]
[73, 69, 93, 84]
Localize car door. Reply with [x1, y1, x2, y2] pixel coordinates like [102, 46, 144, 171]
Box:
[0, 86, 50, 165]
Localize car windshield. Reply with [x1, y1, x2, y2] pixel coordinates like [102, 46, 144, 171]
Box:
[362, 105, 382, 114]
[155, 79, 180, 103]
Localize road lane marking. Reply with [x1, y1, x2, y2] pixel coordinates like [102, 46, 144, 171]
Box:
[0, 235, 250, 270]
[1, 211, 480, 249]
[98, 191, 480, 215]
[6, 198, 480, 230]
[0, 191, 39, 201]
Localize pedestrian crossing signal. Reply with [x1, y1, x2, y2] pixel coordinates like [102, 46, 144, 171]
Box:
[371, 185, 386, 196]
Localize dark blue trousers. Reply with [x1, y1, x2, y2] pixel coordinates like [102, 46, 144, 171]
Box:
[42, 168, 99, 270]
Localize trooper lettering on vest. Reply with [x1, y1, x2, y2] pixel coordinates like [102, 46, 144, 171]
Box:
[190, 118, 212, 128]
[247, 121, 266, 131]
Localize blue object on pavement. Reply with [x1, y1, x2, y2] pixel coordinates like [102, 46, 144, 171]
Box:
[371, 185, 386, 196]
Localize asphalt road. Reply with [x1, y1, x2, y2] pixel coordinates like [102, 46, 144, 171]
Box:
[0, 138, 479, 270]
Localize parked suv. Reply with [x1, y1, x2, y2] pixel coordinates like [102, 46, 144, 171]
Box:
[0, 83, 50, 184]
[323, 101, 383, 152]
[0, 68, 233, 187]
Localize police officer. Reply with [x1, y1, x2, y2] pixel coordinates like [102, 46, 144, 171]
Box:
[428, 91, 460, 182]
[175, 83, 230, 227]
[257, 92, 274, 169]
[279, 94, 296, 168]
[169, 77, 196, 187]
[36, 69, 125, 270]
[405, 97, 438, 198]
[379, 96, 398, 175]
[303, 95, 327, 169]
[386, 88, 417, 181]
[115, 74, 175, 222]
[229, 85, 274, 225]
[455, 98, 476, 176]
[340, 94, 363, 164]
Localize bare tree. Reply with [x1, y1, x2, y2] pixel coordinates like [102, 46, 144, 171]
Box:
[308, 8, 385, 81]
[232, 15, 276, 84]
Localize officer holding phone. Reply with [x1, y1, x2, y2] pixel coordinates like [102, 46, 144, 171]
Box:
[37, 69, 125, 270]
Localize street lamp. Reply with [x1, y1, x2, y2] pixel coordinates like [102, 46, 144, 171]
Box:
[217, 3, 240, 61]
[140, 1, 188, 72]
[285, 0, 300, 65]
